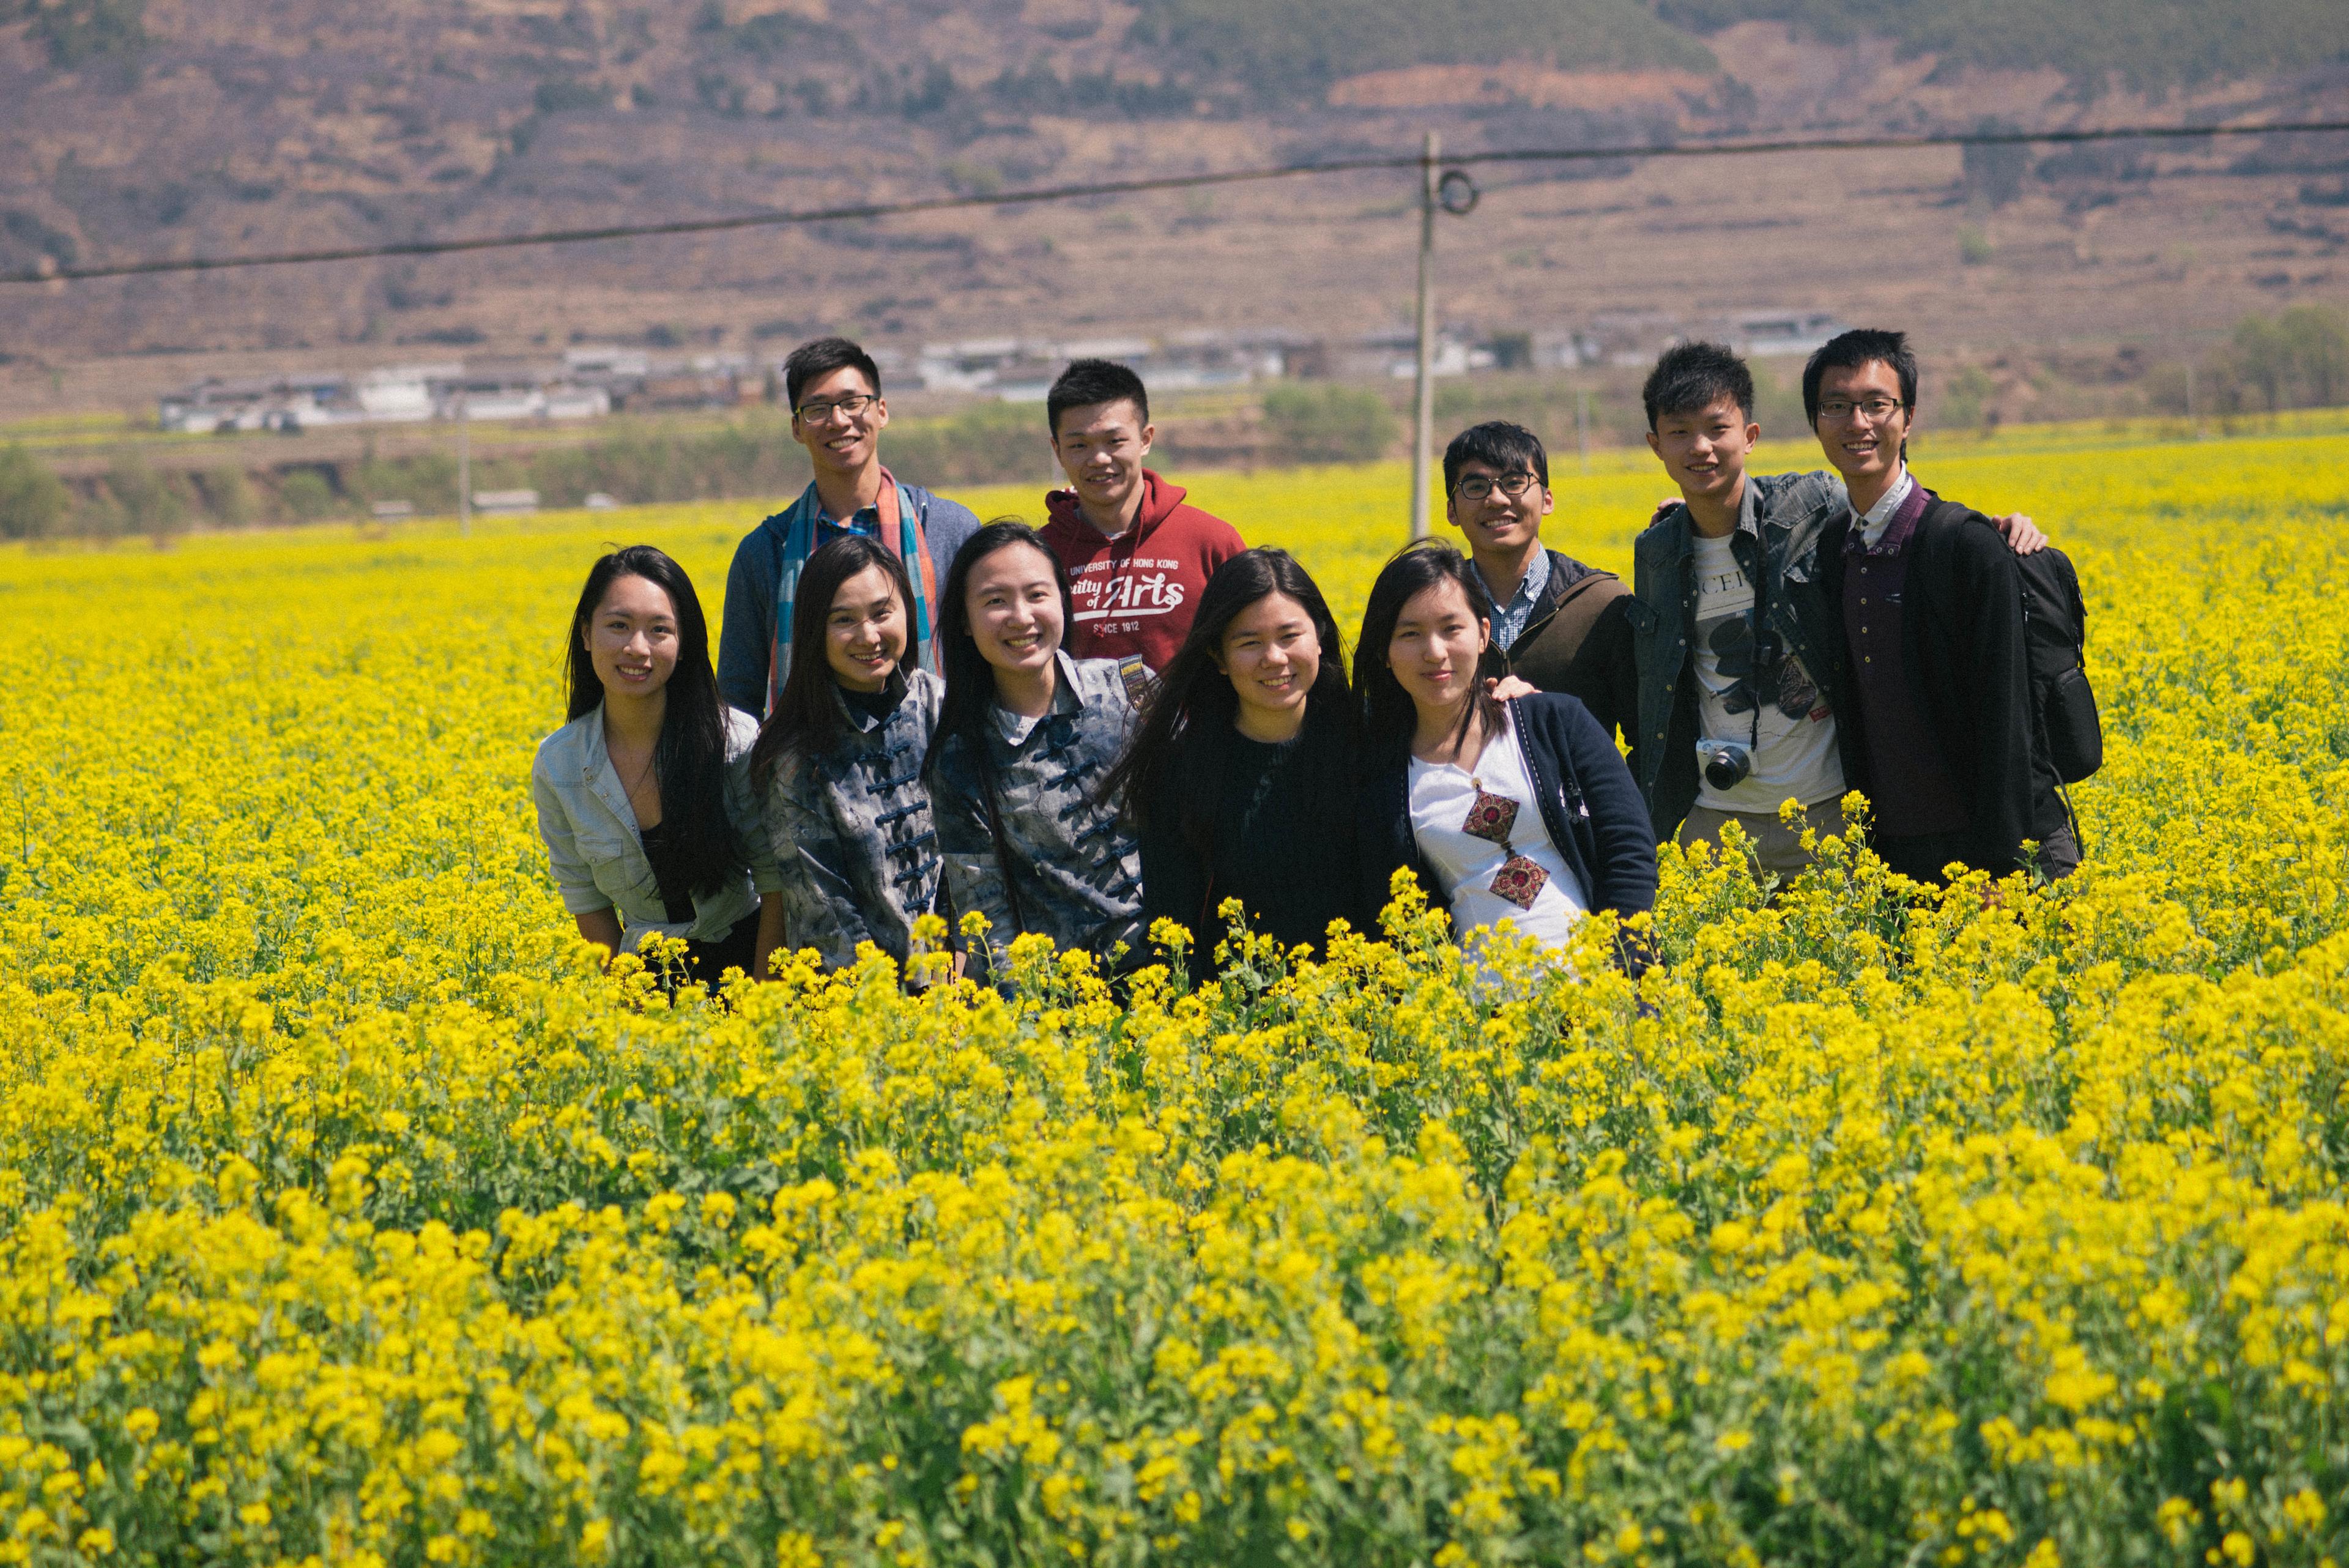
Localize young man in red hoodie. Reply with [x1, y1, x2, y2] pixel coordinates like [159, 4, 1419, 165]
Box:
[1040, 359, 1247, 699]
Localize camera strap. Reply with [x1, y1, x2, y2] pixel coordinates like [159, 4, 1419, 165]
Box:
[1743, 527, 1767, 756]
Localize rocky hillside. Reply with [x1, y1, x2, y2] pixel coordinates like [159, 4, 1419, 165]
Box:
[1, 0, 2344, 414]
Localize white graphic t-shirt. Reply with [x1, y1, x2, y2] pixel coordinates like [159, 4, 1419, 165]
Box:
[1689, 532, 1844, 814]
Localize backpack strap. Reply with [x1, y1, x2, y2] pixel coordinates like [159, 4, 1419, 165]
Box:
[1531, 571, 1624, 663]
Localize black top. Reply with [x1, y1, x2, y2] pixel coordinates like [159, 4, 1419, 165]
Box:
[1490, 550, 1636, 745]
[1138, 719, 1368, 968]
[840, 677, 907, 727]
[637, 819, 699, 924]
[1817, 493, 2069, 872]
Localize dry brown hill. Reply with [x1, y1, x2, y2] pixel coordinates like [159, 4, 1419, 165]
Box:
[1, 0, 2344, 418]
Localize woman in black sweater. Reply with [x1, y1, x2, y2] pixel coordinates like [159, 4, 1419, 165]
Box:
[1102, 548, 1369, 970]
[1353, 543, 1658, 975]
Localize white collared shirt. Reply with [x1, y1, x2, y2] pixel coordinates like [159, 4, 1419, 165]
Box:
[1856, 465, 1917, 551]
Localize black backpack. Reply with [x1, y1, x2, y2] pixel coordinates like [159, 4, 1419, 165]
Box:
[2014, 548, 2102, 785]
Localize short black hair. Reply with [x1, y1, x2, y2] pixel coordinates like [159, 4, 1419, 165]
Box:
[1442, 420, 1549, 494]
[785, 336, 882, 411]
[1047, 359, 1150, 437]
[1642, 341, 1753, 429]
[1803, 329, 1918, 426]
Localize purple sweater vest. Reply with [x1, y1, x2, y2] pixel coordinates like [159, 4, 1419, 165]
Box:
[1841, 485, 1970, 839]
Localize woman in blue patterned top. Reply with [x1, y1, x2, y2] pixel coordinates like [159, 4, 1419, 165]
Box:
[923, 520, 1143, 975]
[751, 535, 946, 979]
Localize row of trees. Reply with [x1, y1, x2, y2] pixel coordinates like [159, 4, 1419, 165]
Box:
[2203, 305, 2349, 414]
[0, 382, 1401, 543]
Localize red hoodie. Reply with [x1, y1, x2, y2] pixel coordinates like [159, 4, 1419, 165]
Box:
[1039, 470, 1247, 680]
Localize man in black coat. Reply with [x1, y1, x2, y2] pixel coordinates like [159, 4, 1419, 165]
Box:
[1805, 329, 2077, 883]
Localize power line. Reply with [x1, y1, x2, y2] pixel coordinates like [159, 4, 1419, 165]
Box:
[6, 116, 2345, 287]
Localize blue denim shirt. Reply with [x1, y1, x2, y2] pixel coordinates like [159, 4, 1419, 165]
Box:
[530, 704, 784, 949]
[1476, 546, 1553, 653]
[716, 487, 981, 716]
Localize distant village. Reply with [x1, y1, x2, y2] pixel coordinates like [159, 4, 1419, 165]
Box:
[155, 311, 1848, 434]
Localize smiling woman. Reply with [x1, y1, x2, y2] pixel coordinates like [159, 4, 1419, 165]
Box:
[1101, 546, 1369, 971]
[529, 544, 785, 983]
[921, 519, 1144, 975]
[1352, 541, 1658, 973]
[749, 535, 947, 975]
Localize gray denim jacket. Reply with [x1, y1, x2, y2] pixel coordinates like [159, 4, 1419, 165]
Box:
[530, 704, 784, 949]
[930, 652, 1142, 967]
[1627, 469, 1848, 840]
[763, 669, 944, 970]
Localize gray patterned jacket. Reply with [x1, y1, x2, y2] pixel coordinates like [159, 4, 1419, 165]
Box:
[762, 669, 944, 971]
[930, 652, 1142, 967]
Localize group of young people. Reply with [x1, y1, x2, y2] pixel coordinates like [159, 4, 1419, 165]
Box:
[531, 326, 2079, 986]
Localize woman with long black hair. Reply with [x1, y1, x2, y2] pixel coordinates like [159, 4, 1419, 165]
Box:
[531, 544, 784, 984]
[750, 535, 944, 975]
[1100, 548, 1368, 967]
[923, 519, 1142, 973]
[1353, 542, 1657, 970]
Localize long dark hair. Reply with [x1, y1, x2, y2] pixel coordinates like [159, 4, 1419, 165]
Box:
[1100, 548, 1351, 852]
[1354, 541, 1506, 758]
[563, 544, 743, 897]
[749, 534, 916, 790]
[920, 520, 1077, 932]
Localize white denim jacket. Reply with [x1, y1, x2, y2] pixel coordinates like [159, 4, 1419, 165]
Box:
[530, 704, 784, 949]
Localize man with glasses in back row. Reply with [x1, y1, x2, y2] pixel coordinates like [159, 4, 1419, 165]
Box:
[717, 336, 982, 718]
[1442, 420, 1637, 746]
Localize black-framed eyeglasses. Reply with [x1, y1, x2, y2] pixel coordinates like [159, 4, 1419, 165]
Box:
[1453, 471, 1540, 501]
[1817, 396, 1904, 422]
[796, 393, 878, 423]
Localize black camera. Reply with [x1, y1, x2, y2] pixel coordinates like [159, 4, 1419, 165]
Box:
[1698, 738, 1754, 792]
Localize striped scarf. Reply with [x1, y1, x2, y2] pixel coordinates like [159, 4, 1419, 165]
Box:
[765, 468, 940, 716]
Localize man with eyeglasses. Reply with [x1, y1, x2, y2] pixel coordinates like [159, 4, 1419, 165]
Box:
[716, 336, 981, 717]
[1443, 420, 1635, 745]
[1806, 328, 2078, 883]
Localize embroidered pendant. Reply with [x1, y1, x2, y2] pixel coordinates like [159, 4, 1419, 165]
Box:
[1489, 854, 1549, 911]
[1461, 787, 1519, 846]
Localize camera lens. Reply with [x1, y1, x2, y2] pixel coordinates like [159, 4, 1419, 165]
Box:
[1702, 744, 1753, 793]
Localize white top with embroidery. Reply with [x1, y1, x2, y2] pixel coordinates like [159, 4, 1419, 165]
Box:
[1405, 708, 1587, 950]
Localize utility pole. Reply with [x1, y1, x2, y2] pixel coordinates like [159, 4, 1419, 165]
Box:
[456, 392, 472, 539]
[1576, 387, 1591, 476]
[1409, 129, 1440, 540]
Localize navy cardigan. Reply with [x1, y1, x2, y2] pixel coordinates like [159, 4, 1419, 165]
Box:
[1355, 694, 1660, 975]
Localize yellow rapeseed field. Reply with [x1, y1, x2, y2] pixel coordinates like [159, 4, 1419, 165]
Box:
[1, 428, 2345, 1567]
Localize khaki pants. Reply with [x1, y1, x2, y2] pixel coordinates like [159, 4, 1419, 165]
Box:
[1677, 798, 1846, 880]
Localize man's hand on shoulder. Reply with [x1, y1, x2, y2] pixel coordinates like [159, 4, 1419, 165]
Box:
[1992, 513, 2047, 555]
